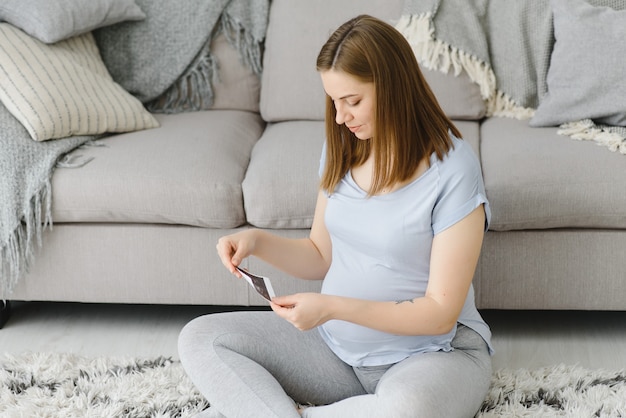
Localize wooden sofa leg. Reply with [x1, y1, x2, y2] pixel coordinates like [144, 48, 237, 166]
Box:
[0, 300, 10, 329]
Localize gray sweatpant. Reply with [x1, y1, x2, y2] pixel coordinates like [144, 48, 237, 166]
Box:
[178, 311, 491, 418]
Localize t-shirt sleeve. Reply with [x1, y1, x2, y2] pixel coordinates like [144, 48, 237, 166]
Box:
[432, 141, 491, 234]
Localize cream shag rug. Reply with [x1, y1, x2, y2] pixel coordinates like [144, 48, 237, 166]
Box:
[0, 353, 208, 417]
[1, 352, 625, 417]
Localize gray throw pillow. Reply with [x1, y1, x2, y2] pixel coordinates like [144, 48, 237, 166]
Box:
[0, 0, 145, 44]
[530, 0, 626, 127]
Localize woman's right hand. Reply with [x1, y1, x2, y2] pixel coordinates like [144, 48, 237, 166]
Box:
[216, 230, 258, 277]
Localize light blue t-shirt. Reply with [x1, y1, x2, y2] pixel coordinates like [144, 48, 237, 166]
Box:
[318, 135, 493, 367]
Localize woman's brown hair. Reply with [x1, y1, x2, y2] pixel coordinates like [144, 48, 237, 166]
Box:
[316, 15, 462, 196]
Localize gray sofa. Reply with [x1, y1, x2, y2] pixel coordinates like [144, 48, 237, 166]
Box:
[2, 0, 625, 319]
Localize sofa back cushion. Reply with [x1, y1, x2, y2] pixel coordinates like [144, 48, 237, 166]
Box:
[260, 0, 486, 122]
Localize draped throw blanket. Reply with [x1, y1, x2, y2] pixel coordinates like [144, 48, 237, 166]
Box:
[0, 0, 269, 294]
[0, 109, 95, 294]
[396, 0, 626, 154]
[94, 0, 269, 113]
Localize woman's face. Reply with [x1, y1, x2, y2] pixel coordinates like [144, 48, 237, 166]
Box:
[320, 69, 376, 140]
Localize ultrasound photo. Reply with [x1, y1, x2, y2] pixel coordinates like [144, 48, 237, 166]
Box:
[236, 267, 276, 301]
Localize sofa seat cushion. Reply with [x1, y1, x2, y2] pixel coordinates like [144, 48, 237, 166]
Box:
[51, 110, 264, 228]
[243, 120, 480, 229]
[243, 121, 325, 229]
[481, 118, 626, 231]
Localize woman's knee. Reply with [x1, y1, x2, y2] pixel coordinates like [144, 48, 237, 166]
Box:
[178, 312, 274, 364]
[374, 352, 491, 417]
[179, 312, 247, 347]
[178, 314, 221, 364]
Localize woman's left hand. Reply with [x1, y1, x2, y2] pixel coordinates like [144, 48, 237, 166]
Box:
[270, 293, 333, 331]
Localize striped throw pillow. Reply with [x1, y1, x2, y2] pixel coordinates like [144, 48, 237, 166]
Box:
[0, 23, 159, 141]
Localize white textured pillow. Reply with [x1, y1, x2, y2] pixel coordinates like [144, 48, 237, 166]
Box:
[0, 0, 145, 44]
[0, 24, 159, 142]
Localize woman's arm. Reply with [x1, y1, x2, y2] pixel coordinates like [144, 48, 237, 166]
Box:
[272, 205, 486, 335]
[216, 191, 332, 281]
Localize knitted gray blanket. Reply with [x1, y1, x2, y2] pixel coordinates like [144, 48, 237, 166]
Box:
[0, 107, 94, 294]
[0, 0, 269, 293]
[95, 0, 268, 113]
[396, 0, 626, 153]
